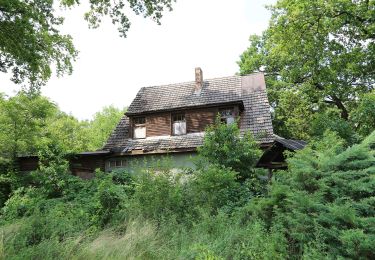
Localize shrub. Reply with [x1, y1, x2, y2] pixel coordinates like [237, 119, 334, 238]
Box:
[242, 131, 375, 258]
[129, 168, 186, 222]
[0, 175, 12, 208]
[198, 116, 261, 180]
[189, 165, 240, 213]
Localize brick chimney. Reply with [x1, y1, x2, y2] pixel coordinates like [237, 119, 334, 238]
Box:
[194, 67, 203, 94]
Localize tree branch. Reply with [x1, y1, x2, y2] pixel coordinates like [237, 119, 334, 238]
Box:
[330, 95, 349, 120]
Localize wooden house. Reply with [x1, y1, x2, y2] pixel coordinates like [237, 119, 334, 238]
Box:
[18, 68, 306, 177]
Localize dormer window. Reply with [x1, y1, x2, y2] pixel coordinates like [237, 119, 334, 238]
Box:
[133, 117, 146, 139]
[172, 114, 186, 135]
[220, 108, 235, 124]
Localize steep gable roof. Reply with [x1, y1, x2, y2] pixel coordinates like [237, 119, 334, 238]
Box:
[104, 72, 274, 152]
[126, 76, 243, 115]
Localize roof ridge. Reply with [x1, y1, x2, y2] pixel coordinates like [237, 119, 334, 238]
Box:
[140, 74, 240, 89]
[135, 72, 264, 90]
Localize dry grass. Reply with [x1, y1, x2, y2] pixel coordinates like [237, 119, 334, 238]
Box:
[74, 220, 162, 260]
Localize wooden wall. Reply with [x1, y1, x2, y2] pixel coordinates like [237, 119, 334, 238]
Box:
[130, 106, 240, 137]
[186, 108, 218, 133]
[146, 113, 171, 137]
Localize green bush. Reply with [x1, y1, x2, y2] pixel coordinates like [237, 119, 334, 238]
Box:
[129, 168, 186, 222]
[198, 116, 261, 180]
[0, 175, 12, 208]
[242, 131, 375, 258]
[2, 125, 374, 259]
[189, 165, 241, 213]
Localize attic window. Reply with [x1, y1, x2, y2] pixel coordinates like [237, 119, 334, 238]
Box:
[172, 114, 186, 135]
[219, 108, 235, 125]
[133, 117, 146, 139]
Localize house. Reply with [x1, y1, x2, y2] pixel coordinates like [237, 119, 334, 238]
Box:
[101, 68, 274, 172]
[18, 68, 306, 177]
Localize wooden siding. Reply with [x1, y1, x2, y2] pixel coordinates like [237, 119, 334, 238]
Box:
[186, 108, 218, 133]
[146, 113, 171, 137]
[130, 105, 241, 137]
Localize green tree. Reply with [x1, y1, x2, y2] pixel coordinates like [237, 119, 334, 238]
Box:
[44, 112, 91, 153]
[198, 117, 261, 180]
[245, 131, 375, 258]
[0, 0, 175, 88]
[238, 0, 375, 140]
[86, 105, 125, 150]
[351, 91, 375, 138]
[0, 92, 57, 165]
[0, 92, 92, 169]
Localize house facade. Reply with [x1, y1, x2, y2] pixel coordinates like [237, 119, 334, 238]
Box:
[101, 68, 274, 172]
[18, 68, 308, 177]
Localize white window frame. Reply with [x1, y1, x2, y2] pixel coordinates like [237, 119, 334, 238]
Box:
[172, 113, 186, 136]
[133, 117, 146, 139]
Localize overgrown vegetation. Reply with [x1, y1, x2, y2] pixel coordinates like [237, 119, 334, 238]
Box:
[1, 113, 374, 259]
[1, 0, 374, 259]
[238, 0, 375, 143]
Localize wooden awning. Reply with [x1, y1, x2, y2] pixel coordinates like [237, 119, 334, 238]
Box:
[256, 138, 307, 169]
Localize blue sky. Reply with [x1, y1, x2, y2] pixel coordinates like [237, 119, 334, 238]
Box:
[0, 0, 276, 120]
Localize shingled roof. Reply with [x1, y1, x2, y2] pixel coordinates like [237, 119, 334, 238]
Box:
[126, 76, 244, 115]
[104, 72, 274, 152]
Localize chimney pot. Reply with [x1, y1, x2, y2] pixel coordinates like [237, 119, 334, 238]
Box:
[194, 67, 203, 93]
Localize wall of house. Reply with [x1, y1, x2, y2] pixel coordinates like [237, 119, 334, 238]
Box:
[70, 155, 106, 179]
[105, 152, 197, 173]
[129, 105, 241, 138]
[186, 108, 218, 133]
[146, 113, 171, 137]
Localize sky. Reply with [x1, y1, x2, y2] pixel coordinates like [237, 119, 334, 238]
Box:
[0, 0, 276, 120]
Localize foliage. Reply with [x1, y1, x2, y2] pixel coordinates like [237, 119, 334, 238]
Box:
[352, 91, 375, 138]
[0, 92, 124, 172]
[0, 92, 57, 165]
[44, 112, 91, 154]
[242, 130, 375, 258]
[189, 165, 240, 213]
[1, 130, 375, 259]
[198, 116, 262, 180]
[0, 0, 175, 88]
[0, 0, 77, 89]
[238, 0, 375, 140]
[310, 109, 358, 145]
[86, 105, 125, 150]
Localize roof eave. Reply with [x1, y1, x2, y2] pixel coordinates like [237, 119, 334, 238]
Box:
[125, 100, 244, 116]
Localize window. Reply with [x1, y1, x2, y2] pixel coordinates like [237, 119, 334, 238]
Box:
[107, 159, 126, 170]
[172, 114, 186, 135]
[133, 117, 146, 139]
[220, 108, 235, 124]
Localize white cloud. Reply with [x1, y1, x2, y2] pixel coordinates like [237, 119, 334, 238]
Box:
[0, 0, 275, 120]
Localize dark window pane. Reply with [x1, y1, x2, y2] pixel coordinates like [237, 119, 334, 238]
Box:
[173, 114, 185, 122]
[134, 117, 145, 125]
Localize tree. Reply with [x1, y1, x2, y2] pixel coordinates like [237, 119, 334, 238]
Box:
[0, 0, 175, 88]
[245, 130, 375, 258]
[44, 112, 91, 153]
[351, 91, 375, 138]
[238, 0, 375, 140]
[198, 117, 261, 180]
[86, 105, 125, 150]
[0, 92, 57, 166]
